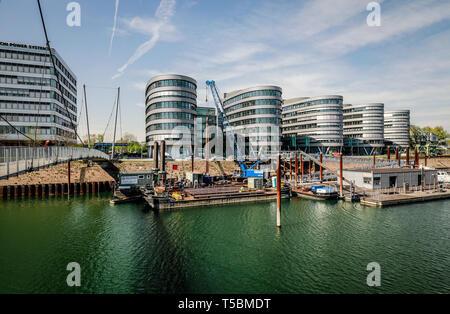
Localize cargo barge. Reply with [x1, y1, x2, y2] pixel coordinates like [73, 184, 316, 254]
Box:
[143, 186, 291, 210]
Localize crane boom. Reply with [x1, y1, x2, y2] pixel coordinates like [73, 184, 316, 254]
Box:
[206, 80, 263, 178]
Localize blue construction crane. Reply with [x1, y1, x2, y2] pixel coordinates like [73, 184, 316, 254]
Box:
[206, 80, 263, 178]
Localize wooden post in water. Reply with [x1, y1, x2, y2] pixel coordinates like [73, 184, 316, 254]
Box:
[396, 147, 400, 167]
[205, 126, 209, 174]
[67, 160, 71, 195]
[153, 142, 159, 169]
[414, 146, 419, 168]
[289, 157, 292, 181]
[161, 140, 166, 186]
[191, 154, 194, 172]
[319, 153, 323, 183]
[300, 154, 304, 184]
[295, 153, 298, 187]
[406, 147, 410, 167]
[276, 154, 281, 229]
[339, 153, 343, 198]
[308, 159, 311, 181]
[373, 152, 376, 168]
[387, 146, 390, 160]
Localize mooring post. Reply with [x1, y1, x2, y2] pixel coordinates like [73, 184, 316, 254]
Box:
[406, 147, 410, 167]
[283, 159, 286, 180]
[300, 154, 304, 184]
[319, 153, 323, 183]
[161, 140, 166, 185]
[295, 153, 298, 187]
[396, 147, 400, 167]
[191, 154, 194, 172]
[414, 146, 419, 168]
[67, 160, 71, 195]
[339, 153, 343, 198]
[308, 159, 311, 181]
[205, 126, 209, 174]
[387, 146, 390, 160]
[276, 154, 281, 229]
[373, 152, 376, 168]
[153, 142, 159, 169]
[289, 157, 292, 181]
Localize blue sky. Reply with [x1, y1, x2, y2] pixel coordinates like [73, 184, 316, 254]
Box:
[1, 0, 450, 141]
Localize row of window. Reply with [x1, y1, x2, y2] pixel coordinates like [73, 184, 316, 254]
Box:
[231, 117, 281, 127]
[282, 123, 342, 131]
[147, 79, 196, 94]
[0, 75, 55, 87]
[145, 101, 196, 114]
[227, 108, 280, 120]
[1, 48, 76, 86]
[146, 123, 194, 132]
[0, 62, 76, 94]
[343, 106, 383, 113]
[224, 90, 281, 106]
[0, 125, 53, 135]
[283, 98, 343, 111]
[282, 107, 342, 118]
[0, 100, 52, 111]
[146, 112, 194, 123]
[224, 99, 281, 113]
[147, 90, 196, 101]
[0, 113, 52, 123]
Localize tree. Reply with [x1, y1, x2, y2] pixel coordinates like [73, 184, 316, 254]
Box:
[122, 132, 137, 143]
[424, 126, 449, 141]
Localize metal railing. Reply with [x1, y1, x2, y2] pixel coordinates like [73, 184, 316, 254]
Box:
[0, 146, 110, 179]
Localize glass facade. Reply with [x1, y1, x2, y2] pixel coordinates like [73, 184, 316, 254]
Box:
[343, 103, 384, 154]
[0, 42, 77, 144]
[223, 86, 282, 158]
[145, 75, 197, 158]
[384, 110, 410, 148]
[282, 96, 344, 153]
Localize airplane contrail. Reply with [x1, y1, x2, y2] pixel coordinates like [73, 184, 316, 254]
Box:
[112, 0, 176, 79]
[109, 0, 120, 56]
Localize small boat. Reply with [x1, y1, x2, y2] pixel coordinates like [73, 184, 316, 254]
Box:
[292, 185, 338, 201]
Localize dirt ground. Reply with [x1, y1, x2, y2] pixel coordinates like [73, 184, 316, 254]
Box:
[116, 160, 238, 179]
[0, 161, 114, 186]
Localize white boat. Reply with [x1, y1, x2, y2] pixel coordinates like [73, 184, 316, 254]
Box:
[437, 171, 450, 183]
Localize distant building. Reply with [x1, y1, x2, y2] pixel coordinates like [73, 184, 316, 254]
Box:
[223, 86, 282, 159]
[343, 103, 384, 155]
[282, 96, 344, 154]
[384, 110, 410, 148]
[0, 42, 78, 145]
[145, 74, 197, 159]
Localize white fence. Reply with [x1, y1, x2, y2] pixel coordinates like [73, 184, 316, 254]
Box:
[0, 146, 110, 179]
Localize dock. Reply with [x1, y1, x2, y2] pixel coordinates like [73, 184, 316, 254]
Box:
[360, 189, 450, 207]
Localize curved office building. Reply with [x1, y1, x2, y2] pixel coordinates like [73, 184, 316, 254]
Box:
[282, 96, 344, 153]
[223, 86, 282, 159]
[384, 110, 410, 148]
[343, 103, 384, 154]
[145, 74, 197, 158]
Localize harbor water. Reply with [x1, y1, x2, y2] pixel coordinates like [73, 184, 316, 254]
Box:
[0, 193, 449, 293]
